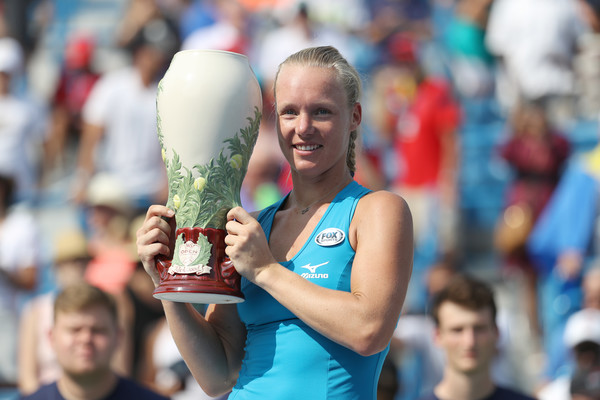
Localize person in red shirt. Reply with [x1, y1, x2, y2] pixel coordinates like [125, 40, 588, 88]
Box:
[372, 32, 461, 312]
[44, 33, 100, 173]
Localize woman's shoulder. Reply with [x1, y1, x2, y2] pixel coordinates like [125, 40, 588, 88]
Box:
[354, 189, 412, 231]
[358, 189, 410, 212]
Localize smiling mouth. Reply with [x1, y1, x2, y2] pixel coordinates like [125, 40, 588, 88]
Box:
[294, 144, 321, 151]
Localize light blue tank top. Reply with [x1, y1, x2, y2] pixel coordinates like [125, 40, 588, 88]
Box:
[230, 181, 389, 400]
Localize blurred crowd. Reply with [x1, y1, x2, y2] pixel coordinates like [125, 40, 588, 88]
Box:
[0, 0, 600, 399]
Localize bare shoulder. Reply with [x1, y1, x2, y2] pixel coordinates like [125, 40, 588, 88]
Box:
[351, 190, 413, 242]
[356, 190, 411, 220]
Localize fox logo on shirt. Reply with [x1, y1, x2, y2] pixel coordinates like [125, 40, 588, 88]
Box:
[315, 228, 345, 247]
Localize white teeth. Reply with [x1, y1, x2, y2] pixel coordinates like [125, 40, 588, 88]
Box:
[296, 144, 319, 151]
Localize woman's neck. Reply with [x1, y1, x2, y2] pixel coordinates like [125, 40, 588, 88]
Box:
[288, 173, 352, 215]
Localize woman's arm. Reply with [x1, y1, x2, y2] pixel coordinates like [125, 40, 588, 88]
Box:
[136, 205, 247, 396]
[225, 191, 413, 356]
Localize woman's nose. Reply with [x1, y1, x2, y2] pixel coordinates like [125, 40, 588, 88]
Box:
[297, 112, 312, 134]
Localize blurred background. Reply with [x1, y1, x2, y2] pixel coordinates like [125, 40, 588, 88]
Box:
[0, 0, 599, 399]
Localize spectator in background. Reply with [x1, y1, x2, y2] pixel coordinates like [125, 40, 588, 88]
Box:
[115, 0, 177, 50]
[181, 0, 249, 54]
[537, 308, 600, 400]
[84, 173, 137, 296]
[574, 0, 600, 119]
[83, 174, 138, 377]
[19, 283, 169, 400]
[176, 0, 217, 42]
[73, 17, 178, 212]
[256, 2, 354, 93]
[139, 315, 229, 400]
[443, 0, 495, 98]
[527, 138, 600, 380]
[299, 0, 370, 34]
[0, 36, 47, 204]
[392, 263, 520, 400]
[366, 0, 431, 47]
[534, 264, 600, 392]
[418, 274, 536, 400]
[494, 100, 570, 337]
[485, 0, 588, 128]
[43, 32, 100, 178]
[582, 264, 600, 310]
[18, 229, 90, 395]
[0, 174, 41, 388]
[570, 369, 600, 400]
[370, 31, 461, 313]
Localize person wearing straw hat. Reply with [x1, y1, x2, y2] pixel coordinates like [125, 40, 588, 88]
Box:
[18, 229, 90, 395]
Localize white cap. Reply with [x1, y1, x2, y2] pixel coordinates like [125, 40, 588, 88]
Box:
[564, 308, 600, 348]
[86, 173, 132, 215]
[0, 37, 23, 75]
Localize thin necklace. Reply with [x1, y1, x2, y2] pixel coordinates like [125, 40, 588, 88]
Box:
[295, 181, 348, 215]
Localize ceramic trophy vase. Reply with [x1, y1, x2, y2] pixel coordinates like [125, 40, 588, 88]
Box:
[154, 49, 262, 303]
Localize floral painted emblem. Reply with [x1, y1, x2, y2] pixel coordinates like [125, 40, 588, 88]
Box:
[169, 234, 213, 275]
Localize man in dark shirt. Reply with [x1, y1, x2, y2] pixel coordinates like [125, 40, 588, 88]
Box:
[419, 275, 537, 400]
[20, 283, 168, 400]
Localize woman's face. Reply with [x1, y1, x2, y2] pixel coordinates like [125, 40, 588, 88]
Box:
[275, 64, 361, 179]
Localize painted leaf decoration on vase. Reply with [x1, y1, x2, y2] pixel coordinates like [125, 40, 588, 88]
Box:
[158, 106, 261, 229]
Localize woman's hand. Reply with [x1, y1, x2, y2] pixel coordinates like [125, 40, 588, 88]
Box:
[136, 205, 176, 287]
[225, 206, 275, 283]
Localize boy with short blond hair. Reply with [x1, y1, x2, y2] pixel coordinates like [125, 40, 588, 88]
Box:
[20, 283, 168, 400]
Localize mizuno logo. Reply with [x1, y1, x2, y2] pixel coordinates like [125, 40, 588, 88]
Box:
[300, 262, 329, 274]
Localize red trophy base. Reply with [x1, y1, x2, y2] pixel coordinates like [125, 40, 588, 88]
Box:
[153, 227, 245, 304]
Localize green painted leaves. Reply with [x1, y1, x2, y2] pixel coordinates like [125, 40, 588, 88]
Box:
[159, 107, 261, 229]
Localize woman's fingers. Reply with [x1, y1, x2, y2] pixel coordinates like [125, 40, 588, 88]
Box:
[137, 223, 171, 254]
[136, 205, 176, 287]
[145, 204, 175, 222]
[138, 206, 174, 242]
[227, 206, 252, 224]
[139, 242, 171, 262]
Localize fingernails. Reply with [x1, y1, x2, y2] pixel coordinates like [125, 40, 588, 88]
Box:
[166, 209, 175, 217]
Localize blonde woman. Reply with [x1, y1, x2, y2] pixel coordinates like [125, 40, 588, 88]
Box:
[137, 46, 413, 399]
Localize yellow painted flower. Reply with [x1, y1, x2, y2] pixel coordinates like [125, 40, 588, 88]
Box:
[230, 154, 243, 169]
[194, 177, 206, 191]
[161, 148, 166, 162]
[173, 194, 181, 209]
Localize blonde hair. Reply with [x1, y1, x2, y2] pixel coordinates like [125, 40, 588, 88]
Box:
[274, 46, 362, 176]
[54, 282, 118, 324]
